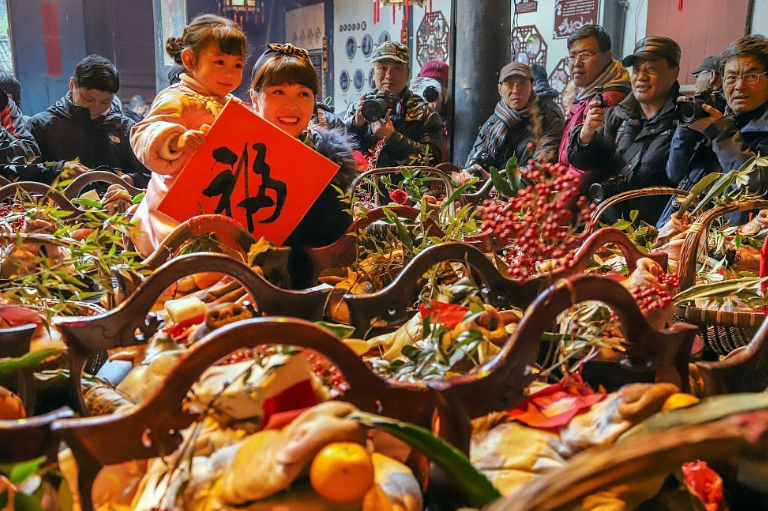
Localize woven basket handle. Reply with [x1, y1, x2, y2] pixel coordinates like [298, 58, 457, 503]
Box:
[437, 274, 699, 420]
[344, 241, 539, 337]
[141, 214, 258, 271]
[678, 199, 768, 291]
[590, 187, 689, 232]
[56, 252, 331, 414]
[0, 181, 82, 213]
[555, 227, 669, 277]
[64, 171, 144, 198]
[305, 205, 445, 285]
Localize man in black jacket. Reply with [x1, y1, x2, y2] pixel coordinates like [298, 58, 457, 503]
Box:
[28, 55, 150, 187]
[344, 42, 443, 167]
[568, 36, 682, 225]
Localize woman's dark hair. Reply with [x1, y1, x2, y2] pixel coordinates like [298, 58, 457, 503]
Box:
[166, 14, 249, 67]
[721, 35, 768, 74]
[250, 43, 319, 96]
[567, 25, 612, 53]
[73, 54, 120, 93]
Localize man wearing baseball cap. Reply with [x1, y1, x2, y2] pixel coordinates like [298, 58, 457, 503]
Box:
[567, 36, 681, 225]
[465, 61, 563, 175]
[344, 41, 443, 167]
[692, 55, 723, 93]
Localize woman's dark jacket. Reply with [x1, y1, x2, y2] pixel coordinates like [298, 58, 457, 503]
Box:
[285, 127, 357, 288]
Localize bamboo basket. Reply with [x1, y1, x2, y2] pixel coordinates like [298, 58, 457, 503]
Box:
[676, 200, 768, 356]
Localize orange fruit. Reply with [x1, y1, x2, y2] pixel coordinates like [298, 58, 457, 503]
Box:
[0, 387, 25, 420]
[194, 272, 223, 290]
[662, 393, 700, 412]
[309, 442, 375, 503]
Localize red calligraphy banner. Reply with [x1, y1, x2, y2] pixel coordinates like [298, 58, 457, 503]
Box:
[158, 100, 340, 246]
[41, 3, 63, 76]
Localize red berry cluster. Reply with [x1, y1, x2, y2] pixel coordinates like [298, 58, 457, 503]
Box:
[221, 347, 348, 392]
[657, 272, 679, 290]
[305, 350, 348, 391]
[630, 286, 673, 314]
[0, 203, 26, 231]
[480, 159, 595, 280]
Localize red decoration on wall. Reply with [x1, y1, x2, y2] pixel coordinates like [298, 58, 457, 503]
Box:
[41, 2, 63, 76]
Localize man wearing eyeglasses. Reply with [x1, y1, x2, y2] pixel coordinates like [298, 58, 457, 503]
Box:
[558, 25, 631, 195]
[567, 36, 681, 225]
[663, 35, 768, 215]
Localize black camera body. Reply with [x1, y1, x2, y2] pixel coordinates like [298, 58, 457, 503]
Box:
[593, 86, 607, 108]
[589, 175, 628, 204]
[676, 88, 727, 125]
[361, 90, 398, 123]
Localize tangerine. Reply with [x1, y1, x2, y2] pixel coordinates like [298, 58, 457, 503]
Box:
[662, 393, 700, 412]
[309, 441, 375, 503]
[0, 387, 25, 420]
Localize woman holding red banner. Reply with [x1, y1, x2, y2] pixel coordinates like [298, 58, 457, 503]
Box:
[249, 43, 357, 288]
[129, 14, 249, 257]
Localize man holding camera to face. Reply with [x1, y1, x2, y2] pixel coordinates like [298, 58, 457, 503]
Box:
[567, 36, 681, 225]
[659, 36, 768, 225]
[344, 42, 444, 167]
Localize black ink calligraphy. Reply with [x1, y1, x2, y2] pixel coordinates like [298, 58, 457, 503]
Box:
[237, 142, 288, 232]
[202, 145, 241, 216]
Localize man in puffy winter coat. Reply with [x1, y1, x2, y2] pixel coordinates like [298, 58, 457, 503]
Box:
[344, 42, 443, 167]
[28, 55, 150, 187]
[558, 25, 631, 196]
[658, 35, 768, 226]
[568, 37, 682, 225]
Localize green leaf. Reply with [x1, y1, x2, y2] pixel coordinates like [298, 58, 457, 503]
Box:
[612, 219, 632, 231]
[382, 207, 414, 252]
[131, 192, 145, 205]
[677, 172, 720, 215]
[691, 170, 738, 215]
[0, 349, 63, 378]
[629, 209, 639, 222]
[504, 155, 523, 192]
[440, 179, 478, 213]
[71, 198, 103, 209]
[314, 321, 356, 340]
[9, 456, 46, 484]
[348, 411, 502, 508]
[14, 491, 44, 511]
[490, 166, 515, 199]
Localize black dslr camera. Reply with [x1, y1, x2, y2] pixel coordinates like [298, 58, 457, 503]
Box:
[589, 175, 628, 204]
[676, 88, 727, 125]
[361, 90, 398, 123]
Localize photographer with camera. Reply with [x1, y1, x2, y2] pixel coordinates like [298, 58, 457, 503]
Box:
[659, 36, 768, 226]
[567, 36, 681, 225]
[344, 42, 443, 167]
[465, 62, 563, 177]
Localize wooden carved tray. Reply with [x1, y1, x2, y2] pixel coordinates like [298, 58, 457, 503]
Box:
[56, 252, 331, 414]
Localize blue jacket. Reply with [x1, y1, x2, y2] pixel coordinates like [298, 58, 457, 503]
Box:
[657, 106, 768, 226]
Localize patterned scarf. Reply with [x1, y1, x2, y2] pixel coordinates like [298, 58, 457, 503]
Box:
[575, 59, 631, 102]
[484, 91, 538, 156]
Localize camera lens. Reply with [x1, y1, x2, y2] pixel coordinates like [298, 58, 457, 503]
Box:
[589, 182, 608, 203]
[677, 101, 700, 125]
[361, 99, 385, 122]
[422, 85, 439, 103]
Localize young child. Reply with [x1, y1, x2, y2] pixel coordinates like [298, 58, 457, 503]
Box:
[130, 14, 248, 257]
[250, 43, 357, 287]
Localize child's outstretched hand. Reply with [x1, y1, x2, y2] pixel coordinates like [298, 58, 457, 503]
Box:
[174, 124, 210, 153]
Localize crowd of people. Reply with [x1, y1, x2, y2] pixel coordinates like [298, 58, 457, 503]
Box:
[1, 15, 768, 271]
